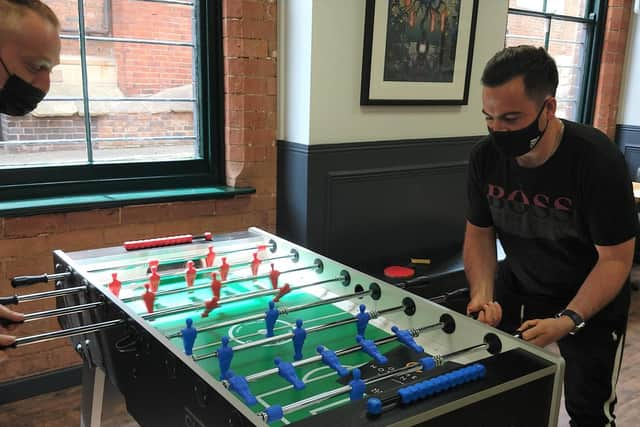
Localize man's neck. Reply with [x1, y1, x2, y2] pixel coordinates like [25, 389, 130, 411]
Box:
[516, 118, 563, 168]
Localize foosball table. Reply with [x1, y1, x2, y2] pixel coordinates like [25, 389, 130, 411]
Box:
[2, 227, 564, 426]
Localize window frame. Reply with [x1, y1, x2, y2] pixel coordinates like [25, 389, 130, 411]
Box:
[507, 0, 606, 124]
[0, 0, 227, 202]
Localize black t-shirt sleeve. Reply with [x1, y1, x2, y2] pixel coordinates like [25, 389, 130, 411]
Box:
[583, 147, 638, 246]
[466, 142, 494, 228]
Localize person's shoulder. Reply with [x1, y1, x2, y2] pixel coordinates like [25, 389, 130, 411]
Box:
[470, 134, 497, 161]
[564, 120, 623, 160]
[562, 120, 611, 144]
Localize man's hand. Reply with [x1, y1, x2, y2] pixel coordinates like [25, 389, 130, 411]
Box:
[467, 299, 502, 327]
[516, 316, 575, 347]
[0, 305, 24, 364]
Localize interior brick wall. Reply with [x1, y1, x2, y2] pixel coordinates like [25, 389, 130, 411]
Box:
[0, 0, 277, 383]
[593, 0, 634, 139]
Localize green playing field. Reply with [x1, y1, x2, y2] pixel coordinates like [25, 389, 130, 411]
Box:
[119, 267, 400, 425]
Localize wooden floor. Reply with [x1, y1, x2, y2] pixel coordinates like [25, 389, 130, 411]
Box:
[2, 284, 640, 427]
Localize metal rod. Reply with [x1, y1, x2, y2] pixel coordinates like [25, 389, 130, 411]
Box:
[440, 342, 488, 360]
[24, 302, 103, 323]
[118, 253, 294, 289]
[245, 320, 445, 383]
[60, 34, 194, 47]
[168, 289, 372, 339]
[195, 305, 405, 359]
[45, 97, 196, 102]
[144, 268, 334, 321]
[13, 319, 124, 348]
[0, 135, 196, 146]
[134, 0, 194, 6]
[16, 286, 87, 303]
[193, 310, 349, 353]
[121, 261, 319, 303]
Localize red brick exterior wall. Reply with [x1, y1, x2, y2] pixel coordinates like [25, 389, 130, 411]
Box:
[0, 0, 277, 383]
[593, 0, 634, 139]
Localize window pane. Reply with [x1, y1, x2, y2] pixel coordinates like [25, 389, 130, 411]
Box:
[509, 0, 588, 17]
[544, 0, 587, 18]
[506, 14, 546, 48]
[509, 0, 545, 13]
[85, 0, 198, 163]
[549, 20, 587, 120]
[85, 40, 197, 163]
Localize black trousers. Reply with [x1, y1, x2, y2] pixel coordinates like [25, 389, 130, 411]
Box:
[495, 276, 629, 427]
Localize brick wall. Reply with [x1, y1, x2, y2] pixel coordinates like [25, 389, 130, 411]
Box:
[0, 0, 277, 383]
[593, 0, 634, 139]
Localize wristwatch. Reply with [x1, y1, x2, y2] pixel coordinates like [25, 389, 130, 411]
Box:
[555, 309, 586, 335]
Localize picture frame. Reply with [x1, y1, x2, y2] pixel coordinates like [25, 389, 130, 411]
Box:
[360, 0, 479, 105]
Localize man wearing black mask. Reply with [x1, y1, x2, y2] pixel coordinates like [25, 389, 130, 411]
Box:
[0, 0, 60, 116]
[464, 45, 637, 426]
[0, 0, 60, 363]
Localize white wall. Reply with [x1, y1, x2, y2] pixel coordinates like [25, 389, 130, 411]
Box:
[619, 7, 640, 126]
[278, 0, 313, 144]
[279, 0, 509, 145]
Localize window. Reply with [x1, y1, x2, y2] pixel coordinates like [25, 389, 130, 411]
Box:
[0, 0, 226, 203]
[506, 0, 606, 123]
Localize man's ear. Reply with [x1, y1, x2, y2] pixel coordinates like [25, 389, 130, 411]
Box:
[545, 96, 557, 118]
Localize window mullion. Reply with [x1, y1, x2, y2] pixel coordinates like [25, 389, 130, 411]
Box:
[77, 0, 94, 163]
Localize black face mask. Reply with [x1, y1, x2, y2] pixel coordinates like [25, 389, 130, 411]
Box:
[0, 56, 46, 116]
[489, 101, 549, 158]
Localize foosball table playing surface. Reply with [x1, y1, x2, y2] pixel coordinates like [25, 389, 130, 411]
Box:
[5, 227, 565, 426]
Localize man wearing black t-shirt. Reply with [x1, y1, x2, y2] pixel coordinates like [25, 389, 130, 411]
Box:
[464, 45, 637, 427]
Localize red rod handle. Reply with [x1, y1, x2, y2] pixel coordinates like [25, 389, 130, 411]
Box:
[124, 232, 213, 251]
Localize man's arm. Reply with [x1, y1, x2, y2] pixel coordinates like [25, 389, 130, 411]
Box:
[519, 237, 634, 346]
[567, 237, 634, 321]
[463, 221, 501, 326]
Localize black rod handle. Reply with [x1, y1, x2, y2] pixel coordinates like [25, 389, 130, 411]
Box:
[0, 318, 24, 328]
[0, 295, 19, 306]
[11, 274, 50, 288]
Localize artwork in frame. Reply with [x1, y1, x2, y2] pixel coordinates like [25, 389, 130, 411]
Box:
[360, 0, 479, 105]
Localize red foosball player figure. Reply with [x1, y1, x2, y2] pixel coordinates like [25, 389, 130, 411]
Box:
[142, 284, 156, 313]
[210, 272, 222, 299]
[269, 264, 280, 289]
[185, 260, 197, 287]
[205, 245, 216, 268]
[251, 252, 260, 277]
[201, 296, 220, 318]
[148, 265, 161, 293]
[220, 257, 230, 281]
[108, 272, 122, 297]
[273, 283, 291, 303]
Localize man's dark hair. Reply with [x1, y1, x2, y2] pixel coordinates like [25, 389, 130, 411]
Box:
[481, 45, 559, 104]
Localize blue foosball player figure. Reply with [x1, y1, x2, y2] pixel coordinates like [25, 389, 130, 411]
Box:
[225, 370, 257, 405]
[218, 336, 234, 380]
[274, 357, 305, 390]
[356, 335, 388, 364]
[391, 325, 424, 353]
[316, 345, 349, 377]
[356, 304, 371, 337]
[265, 300, 279, 337]
[181, 317, 198, 356]
[292, 318, 307, 360]
[349, 368, 366, 401]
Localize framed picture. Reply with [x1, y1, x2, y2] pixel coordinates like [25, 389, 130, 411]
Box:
[360, 0, 479, 105]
